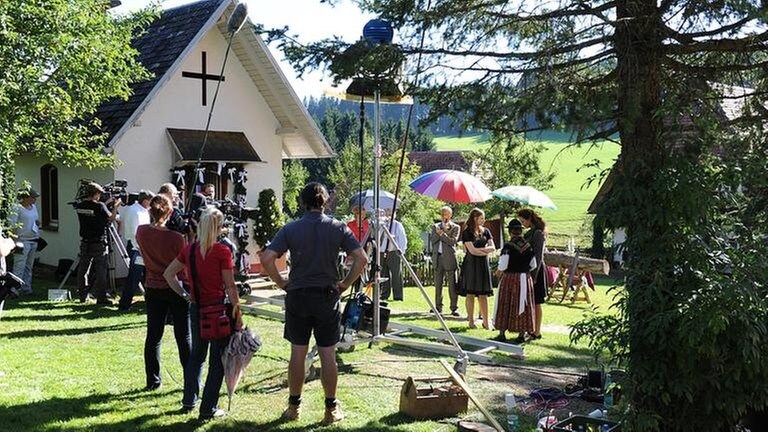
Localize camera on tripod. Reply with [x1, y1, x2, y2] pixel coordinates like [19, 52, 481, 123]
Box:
[73, 179, 136, 208]
[101, 180, 130, 206]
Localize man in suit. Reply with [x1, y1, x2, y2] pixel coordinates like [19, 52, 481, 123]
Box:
[431, 206, 460, 316]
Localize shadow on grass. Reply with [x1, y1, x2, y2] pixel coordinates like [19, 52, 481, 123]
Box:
[0, 388, 200, 432]
[223, 412, 429, 431]
[2, 321, 145, 339]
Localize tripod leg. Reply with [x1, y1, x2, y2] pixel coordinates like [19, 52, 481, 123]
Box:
[58, 256, 80, 301]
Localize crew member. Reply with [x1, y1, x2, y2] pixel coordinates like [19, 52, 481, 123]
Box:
[75, 182, 121, 304]
[118, 190, 154, 311]
[261, 182, 368, 426]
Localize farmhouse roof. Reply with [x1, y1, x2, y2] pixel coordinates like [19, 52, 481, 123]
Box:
[96, 0, 332, 159]
[587, 83, 759, 215]
[407, 151, 469, 173]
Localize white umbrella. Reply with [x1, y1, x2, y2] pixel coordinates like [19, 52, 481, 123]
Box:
[491, 185, 558, 210]
[349, 189, 401, 213]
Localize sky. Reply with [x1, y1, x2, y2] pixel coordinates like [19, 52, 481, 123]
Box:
[117, 0, 373, 98]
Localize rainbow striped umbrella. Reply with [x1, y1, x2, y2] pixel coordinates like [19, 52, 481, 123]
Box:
[409, 169, 492, 203]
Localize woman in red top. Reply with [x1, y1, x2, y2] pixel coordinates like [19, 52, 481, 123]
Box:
[135, 195, 190, 391]
[164, 207, 243, 421]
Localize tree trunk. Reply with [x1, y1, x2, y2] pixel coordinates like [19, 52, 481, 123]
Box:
[613, 0, 671, 429]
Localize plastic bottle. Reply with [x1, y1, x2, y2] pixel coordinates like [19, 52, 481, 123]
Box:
[604, 372, 614, 408]
[505, 393, 519, 431]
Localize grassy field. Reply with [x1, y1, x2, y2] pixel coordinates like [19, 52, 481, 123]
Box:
[0, 275, 620, 431]
[433, 133, 621, 249]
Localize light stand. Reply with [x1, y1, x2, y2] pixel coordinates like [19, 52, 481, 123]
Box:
[346, 20, 469, 373]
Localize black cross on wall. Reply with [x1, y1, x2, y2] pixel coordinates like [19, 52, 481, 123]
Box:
[182, 51, 225, 106]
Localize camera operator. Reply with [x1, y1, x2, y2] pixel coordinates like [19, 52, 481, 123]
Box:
[118, 190, 154, 311]
[158, 183, 190, 236]
[75, 182, 122, 305]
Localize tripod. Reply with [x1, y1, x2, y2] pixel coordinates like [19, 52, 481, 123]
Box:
[56, 222, 137, 300]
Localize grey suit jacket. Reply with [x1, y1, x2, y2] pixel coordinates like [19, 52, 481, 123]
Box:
[431, 221, 460, 271]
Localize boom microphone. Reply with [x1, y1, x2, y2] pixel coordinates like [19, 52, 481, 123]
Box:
[227, 2, 248, 34]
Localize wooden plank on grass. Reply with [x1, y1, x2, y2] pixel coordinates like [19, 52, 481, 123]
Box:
[440, 359, 504, 432]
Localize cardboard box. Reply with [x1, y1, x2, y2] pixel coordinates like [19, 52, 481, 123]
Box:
[399, 376, 468, 419]
[48, 289, 70, 302]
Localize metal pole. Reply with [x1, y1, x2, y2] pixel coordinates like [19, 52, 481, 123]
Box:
[373, 87, 382, 337]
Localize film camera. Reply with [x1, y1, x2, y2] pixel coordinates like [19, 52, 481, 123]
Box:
[216, 198, 258, 224]
[73, 179, 137, 207]
[101, 180, 130, 204]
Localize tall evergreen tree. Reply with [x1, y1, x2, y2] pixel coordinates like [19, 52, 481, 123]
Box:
[276, 1, 768, 429]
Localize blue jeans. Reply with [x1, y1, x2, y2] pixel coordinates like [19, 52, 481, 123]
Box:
[144, 288, 191, 388]
[12, 239, 37, 293]
[119, 242, 144, 309]
[183, 304, 226, 415]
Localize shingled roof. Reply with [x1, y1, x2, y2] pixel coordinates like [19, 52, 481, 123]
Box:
[95, 0, 226, 142]
[407, 151, 469, 173]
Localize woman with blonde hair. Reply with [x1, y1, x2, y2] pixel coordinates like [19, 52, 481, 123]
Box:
[135, 194, 190, 391]
[164, 207, 243, 421]
[517, 208, 547, 340]
[459, 208, 495, 329]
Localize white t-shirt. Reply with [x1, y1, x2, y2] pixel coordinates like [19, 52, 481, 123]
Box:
[121, 202, 150, 245]
[10, 204, 39, 241]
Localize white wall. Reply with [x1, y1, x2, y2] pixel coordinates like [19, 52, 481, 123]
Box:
[612, 227, 626, 264]
[15, 27, 293, 272]
[112, 29, 286, 261]
[112, 29, 284, 204]
[13, 155, 124, 277]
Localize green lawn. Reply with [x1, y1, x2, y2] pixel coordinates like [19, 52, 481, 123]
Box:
[0, 276, 620, 431]
[433, 133, 621, 249]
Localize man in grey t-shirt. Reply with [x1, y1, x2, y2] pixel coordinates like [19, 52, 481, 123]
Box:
[261, 182, 368, 426]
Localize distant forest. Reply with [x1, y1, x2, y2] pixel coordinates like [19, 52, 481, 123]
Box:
[303, 96, 477, 140]
[295, 96, 480, 184]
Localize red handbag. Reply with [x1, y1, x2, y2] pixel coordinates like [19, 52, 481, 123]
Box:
[190, 242, 232, 341]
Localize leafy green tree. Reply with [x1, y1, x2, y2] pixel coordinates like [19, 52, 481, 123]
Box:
[252, 188, 284, 250]
[0, 1, 155, 220]
[276, 1, 768, 430]
[282, 159, 309, 217]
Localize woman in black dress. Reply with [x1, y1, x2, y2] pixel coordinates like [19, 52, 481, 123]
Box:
[517, 208, 547, 340]
[459, 208, 495, 329]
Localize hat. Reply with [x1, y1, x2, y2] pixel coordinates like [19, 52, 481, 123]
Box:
[85, 182, 105, 196]
[508, 219, 523, 231]
[18, 188, 40, 199]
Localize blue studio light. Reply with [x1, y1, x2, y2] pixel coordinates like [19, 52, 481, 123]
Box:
[363, 19, 394, 45]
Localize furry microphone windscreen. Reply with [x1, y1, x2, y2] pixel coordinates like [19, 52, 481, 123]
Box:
[227, 2, 248, 34]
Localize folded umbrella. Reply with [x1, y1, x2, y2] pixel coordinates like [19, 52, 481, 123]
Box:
[222, 327, 262, 410]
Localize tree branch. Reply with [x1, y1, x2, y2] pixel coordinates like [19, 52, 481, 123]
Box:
[488, 1, 617, 23]
[403, 36, 611, 61]
[663, 57, 768, 74]
[665, 31, 768, 54]
[663, 17, 755, 44]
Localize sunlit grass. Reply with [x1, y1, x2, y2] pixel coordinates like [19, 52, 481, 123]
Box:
[0, 274, 620, 431]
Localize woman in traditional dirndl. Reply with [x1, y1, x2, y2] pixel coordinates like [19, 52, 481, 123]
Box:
[493, 219, 536, 344]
